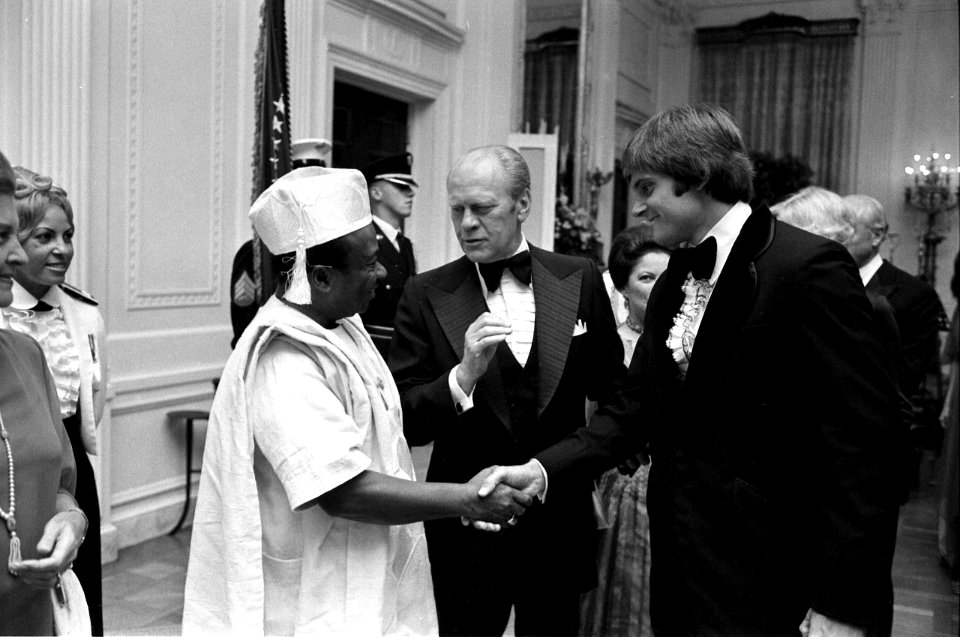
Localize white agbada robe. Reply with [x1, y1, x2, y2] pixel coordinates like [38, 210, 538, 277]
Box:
[183, 296, 437, 636]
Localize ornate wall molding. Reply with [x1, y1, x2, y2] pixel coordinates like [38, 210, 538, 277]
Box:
[14, 1, 93, 290]
[288, 0, 318, 141]
[860, 0, 908, 26]
[651, 0, 698, 28]
[331, 0, 464, 50]
[328, 43, 447, 99]
[125, 0, 225, 309]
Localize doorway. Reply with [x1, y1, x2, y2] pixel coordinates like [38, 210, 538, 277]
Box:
[332, 81, 409, 170]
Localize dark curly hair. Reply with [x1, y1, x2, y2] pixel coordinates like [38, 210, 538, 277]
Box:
[607, 226, 671, 291]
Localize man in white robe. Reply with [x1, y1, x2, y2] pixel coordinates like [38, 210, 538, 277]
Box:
[182, 167, 531, 636]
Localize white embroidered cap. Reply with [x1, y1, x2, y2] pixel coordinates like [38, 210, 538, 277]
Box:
[249, 167, 371, 303]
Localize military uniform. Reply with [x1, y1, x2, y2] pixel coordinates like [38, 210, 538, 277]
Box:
[364, 216, 416, 328]
[359, 152, 419, 332]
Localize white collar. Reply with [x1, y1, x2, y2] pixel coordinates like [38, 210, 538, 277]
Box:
[859, 253, 883, 286]
[9, 280, 60, 310]
[697, 201, 752, 284]
[474, 236, 530, 295]
[371, 215, 400, 244]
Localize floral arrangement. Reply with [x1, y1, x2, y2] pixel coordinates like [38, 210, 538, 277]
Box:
[553, 192, 604, 266]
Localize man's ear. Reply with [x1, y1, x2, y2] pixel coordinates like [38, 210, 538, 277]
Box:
[515, 188, 531, 224]
[870, 225, 887, 248]
[369, 185, 383, 202]
[309, 265, 334, 292]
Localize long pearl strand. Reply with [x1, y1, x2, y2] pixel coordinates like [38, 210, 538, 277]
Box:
[0, 409, 20, 572]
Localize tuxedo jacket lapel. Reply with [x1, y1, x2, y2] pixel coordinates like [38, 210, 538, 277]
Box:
[427, 257, 511, 430]
[648, 253, 690, 392]
[531, 249, 582, 415]
[683, 207, 773, 392]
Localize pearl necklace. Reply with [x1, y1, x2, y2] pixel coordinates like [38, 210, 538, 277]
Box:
[624, 316, 644, 334]
[0, 408, 21, 572]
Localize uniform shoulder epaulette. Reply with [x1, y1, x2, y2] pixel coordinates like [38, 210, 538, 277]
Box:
[60, 283, 99, 306]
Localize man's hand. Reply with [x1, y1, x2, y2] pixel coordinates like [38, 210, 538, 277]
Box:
[459, 466, 533, 532]
[799, 609, 866, 637]
[477, 460, 546, 499]
[456, 313, 512, 395]
[463, 461, 545, 531]
[9, 510, 86, 589]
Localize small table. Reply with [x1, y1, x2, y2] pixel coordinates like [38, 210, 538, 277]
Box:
[166, 409, 210, 535]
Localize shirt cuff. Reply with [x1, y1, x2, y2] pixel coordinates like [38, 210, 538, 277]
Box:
[448, 365, 475, 414]
[530, 458, 549, 503]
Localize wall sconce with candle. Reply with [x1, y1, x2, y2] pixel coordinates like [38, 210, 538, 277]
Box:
[904, 151, 959, 287]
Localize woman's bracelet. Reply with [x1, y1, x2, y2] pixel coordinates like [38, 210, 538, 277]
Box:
[64, 508, 89, 541]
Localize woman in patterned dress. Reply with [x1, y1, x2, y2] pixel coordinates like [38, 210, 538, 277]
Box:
[581, 227, 670, 637]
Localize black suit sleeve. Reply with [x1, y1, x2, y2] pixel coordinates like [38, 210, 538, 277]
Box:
[581, 259, 626, 404]
[534, 259, 651, 486]
[784, 244, 901, 626]
[389, 277, 460, 446]
[535, 324, 651, 487]
[895, 282, 943, 393]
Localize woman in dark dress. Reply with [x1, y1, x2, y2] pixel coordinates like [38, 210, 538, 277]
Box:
[0, 149, 87, 635]
[0, 165, 105, 634]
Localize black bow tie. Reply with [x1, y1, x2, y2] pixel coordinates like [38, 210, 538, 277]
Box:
[31, 300, 55, 312]
[478, 251, 532, 292]
[674, 236, 717, 281]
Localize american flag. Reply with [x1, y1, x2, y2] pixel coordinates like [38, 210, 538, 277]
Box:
[250, 0, 291, 303]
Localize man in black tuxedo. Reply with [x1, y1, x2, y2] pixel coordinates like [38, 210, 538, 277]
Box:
[389, 145, 624, 636]
[843, 194, 945, 395]
[479, 106, 903, 637]
[360, 152, 418, 332]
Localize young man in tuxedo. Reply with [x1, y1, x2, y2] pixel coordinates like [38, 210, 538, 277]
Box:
[480, 105, 903, 637]
[389, 145, 624, 636]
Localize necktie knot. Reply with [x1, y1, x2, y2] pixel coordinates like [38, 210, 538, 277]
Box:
[675, 236, 717, 281]
[478, 251, 532, 292]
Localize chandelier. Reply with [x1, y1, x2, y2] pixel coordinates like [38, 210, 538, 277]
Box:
[904, 151, 959, 286]
[904, 152, 959, 213]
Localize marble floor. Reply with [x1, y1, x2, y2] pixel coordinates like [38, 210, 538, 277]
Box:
[103, 459, 959, 636]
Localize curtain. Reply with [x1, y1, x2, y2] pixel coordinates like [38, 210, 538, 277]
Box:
[523, 28, 578, 198]
[697, 17, 858, 194]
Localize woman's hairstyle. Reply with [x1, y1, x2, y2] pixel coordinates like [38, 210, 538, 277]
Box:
[771, 186, 852, 244]
[449, 145, 531, 202]
[607, 226, 671, 291]
[12, 166, 74, 235]
[622, 103, 755, 204]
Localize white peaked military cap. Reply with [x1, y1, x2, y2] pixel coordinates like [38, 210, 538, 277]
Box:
[291, 138, 331, 166]
[249, 167, 371, 303]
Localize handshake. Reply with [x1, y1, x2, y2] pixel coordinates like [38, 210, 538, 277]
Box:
[461, 460, 546, 532]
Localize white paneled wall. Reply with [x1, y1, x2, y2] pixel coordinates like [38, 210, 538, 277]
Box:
[0, 0, 525, 560]
[1, 0, 951, 563]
